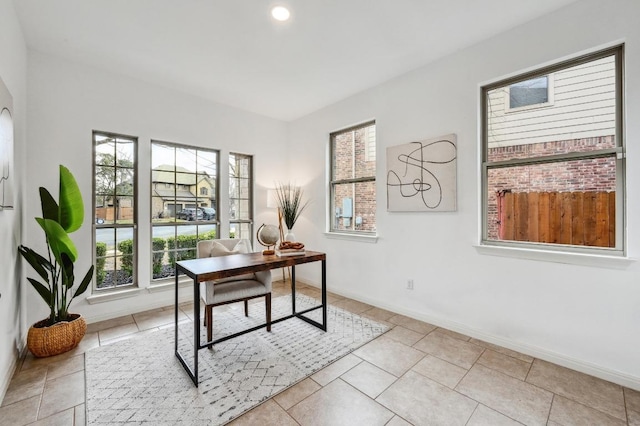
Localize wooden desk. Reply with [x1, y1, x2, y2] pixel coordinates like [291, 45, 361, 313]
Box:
[174, 251, 327, 386]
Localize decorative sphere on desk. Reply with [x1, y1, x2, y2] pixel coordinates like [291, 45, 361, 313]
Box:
[257, 224, 279, 255]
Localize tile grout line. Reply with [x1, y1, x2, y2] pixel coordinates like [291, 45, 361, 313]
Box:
[523, 356, 535, 383]
[336, 377, 396, 420]
[525, 360, 628, 423]
[452, 350, 546, 426]
[546, 393, 556, 425]
[34, 361, 50, 424]
[453, 347, 485, 393]
[463, 403, 480, 426]
[622, 388, 629, 426]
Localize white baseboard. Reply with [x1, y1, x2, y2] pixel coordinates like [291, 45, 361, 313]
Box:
[0, 347, 21, 405]
[297, 275, 640, 392]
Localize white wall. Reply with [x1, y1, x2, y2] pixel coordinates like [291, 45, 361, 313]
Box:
[25, 51, 289, 325]
[0, 0, 27, 401]
[288, 0, 640, 389]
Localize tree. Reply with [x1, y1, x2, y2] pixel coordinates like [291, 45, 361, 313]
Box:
[95, 152, 134, 221]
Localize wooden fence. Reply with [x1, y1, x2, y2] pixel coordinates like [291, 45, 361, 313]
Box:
[497, 191, 615, 247]
[95, 206, 134, 221]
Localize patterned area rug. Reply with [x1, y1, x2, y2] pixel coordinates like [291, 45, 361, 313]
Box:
[85, 295, 388, 425]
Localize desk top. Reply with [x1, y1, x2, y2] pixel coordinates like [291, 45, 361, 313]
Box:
[176, 251, 326, 282]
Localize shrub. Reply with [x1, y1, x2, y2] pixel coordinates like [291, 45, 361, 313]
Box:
[118, 239, 134, 276]
[199, 230, 217, 241]
[96, 242, 107, 285]
[167, 230, 217, 266]
[166, 235, 196, 266]
[152, 237, 165, 275]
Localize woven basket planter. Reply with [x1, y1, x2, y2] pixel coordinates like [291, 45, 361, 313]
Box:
[27, 314, 87, 358]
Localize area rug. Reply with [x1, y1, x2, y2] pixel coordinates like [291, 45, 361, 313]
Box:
[85, 295, 389, 425]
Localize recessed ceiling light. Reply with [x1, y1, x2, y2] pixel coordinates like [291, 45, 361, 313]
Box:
[271, 6, 290, 21]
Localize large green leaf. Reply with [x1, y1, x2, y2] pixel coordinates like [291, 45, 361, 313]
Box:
[36, 217, 78, 264]
[61, 252, 74, 289]
[39, 188, 59, 222]
[27, 278, 53, 306]
[18, 245, 51, 283]
[73, 265, 94, 299]
[59, 165, 84, 233]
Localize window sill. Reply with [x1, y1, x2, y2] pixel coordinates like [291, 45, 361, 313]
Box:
[87, 278, 196, 304]
[324, 232, 378, 243]
[147, 278, 193, 293]
[86, 287, 142, 304]
[474, 244, 635, 269]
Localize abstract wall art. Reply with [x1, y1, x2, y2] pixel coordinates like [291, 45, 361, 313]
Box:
[0, 75, 14, 210]
[386, 133, 457, 212]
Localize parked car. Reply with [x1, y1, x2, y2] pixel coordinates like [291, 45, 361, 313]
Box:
[176, 208, 203, 221]
[200, 207, 216, 220]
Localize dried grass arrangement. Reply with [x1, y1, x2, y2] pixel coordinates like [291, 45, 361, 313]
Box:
[274, 182, 310, 231]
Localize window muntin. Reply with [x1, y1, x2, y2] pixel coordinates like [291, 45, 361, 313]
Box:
[330, 121, 376, 234]
[93, 132, 137, 290]
[151, 141, 218, 280]
[229, 153, 253, 239]
[482, 46, 624, 253]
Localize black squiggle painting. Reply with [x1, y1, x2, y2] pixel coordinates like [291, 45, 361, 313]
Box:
[386, 134, 457, 212]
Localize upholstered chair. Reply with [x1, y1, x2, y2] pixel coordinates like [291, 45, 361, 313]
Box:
[196, 239, 272, 347]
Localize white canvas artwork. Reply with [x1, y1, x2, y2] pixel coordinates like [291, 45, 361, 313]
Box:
[386, 133, 457, 212]
[0, 76, 14, 210]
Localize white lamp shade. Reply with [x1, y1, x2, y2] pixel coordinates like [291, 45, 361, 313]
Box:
[267, 189, 279, 209]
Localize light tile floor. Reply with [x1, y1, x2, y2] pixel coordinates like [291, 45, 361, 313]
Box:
[1, 280, 638, 426]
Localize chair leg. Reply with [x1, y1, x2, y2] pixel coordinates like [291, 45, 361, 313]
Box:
[244, 300, 249, 317]
[266, 293, 271, 332]
[206, 305, 213, 349]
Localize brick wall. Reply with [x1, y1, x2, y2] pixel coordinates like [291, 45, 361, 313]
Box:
[486, 136, 616, 239]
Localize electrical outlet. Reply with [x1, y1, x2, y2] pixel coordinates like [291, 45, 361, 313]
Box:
[406, 279, 414, 290]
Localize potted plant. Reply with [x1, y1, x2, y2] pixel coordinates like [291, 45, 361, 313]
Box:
[274, 182, 309, 242]
[18, 165, 94, 357]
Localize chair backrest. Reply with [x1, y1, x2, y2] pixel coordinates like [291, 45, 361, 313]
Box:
[197, 239, 253, 259]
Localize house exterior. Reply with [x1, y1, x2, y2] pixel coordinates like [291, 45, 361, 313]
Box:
[151, 165, 216, 218]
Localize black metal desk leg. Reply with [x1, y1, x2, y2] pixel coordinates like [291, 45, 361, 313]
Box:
[291, 265, 296, 314]
[322, 259, 327, 331]
[193, 276, 199, 386]
[174, 266, 198, 386]
[174, 269, 179, 354]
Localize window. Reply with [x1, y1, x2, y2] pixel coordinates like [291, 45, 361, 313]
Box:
[508, 76, 551, 109]
[151, 142, 218, 280]
[482, 46, 624, 253]
[93, 132, 137, 290]
[229, 153, 253, 239]
[330, 121, 376, 234]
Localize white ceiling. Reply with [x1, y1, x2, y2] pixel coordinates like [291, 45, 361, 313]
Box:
[14, 0, 578, 121]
